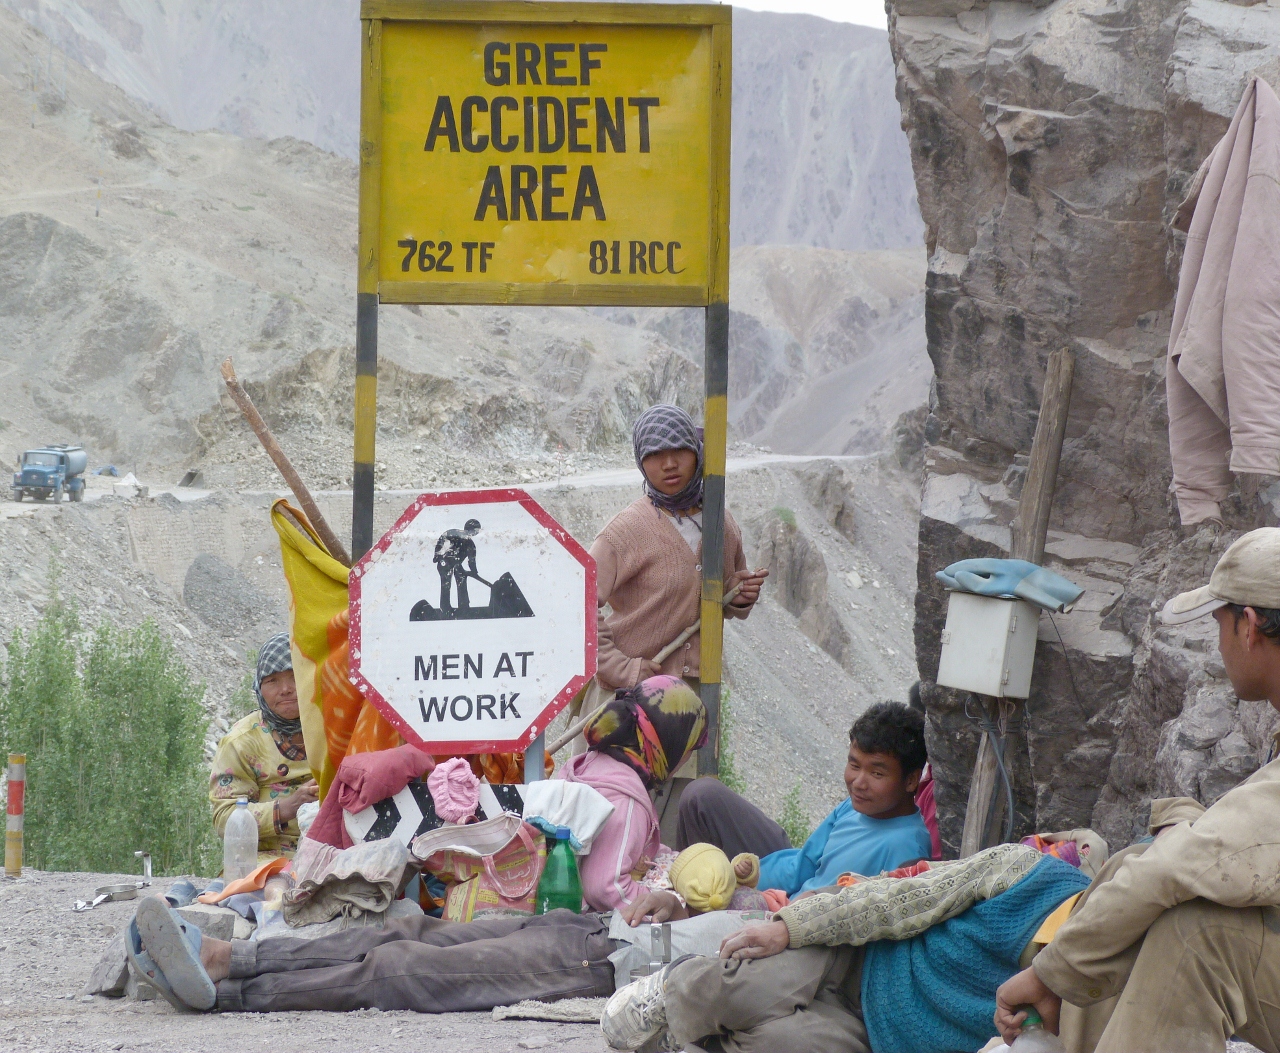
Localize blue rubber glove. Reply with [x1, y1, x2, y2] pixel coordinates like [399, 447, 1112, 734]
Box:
[936, 558, 1082, 613]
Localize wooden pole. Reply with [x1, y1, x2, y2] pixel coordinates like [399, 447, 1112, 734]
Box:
[219, 358, 352, 568]
[958, 349, 1074, 855]
[1011, 348, 1076, 563]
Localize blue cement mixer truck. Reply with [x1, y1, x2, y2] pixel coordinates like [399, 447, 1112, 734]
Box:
[11, 444, 88, 503]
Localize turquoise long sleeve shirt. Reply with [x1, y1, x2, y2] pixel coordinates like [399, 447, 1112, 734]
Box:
[758, 799, 932, 896]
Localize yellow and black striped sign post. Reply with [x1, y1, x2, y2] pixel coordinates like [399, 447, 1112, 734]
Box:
[354, 0, 732, 771]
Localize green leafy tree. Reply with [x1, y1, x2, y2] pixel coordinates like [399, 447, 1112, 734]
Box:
[0, 598, 218, 875]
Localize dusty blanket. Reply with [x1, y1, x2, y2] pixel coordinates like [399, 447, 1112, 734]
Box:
[282, 837, 410, 926]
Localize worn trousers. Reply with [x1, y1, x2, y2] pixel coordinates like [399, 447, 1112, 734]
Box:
[216, 910, 615, 1013]
[1059, 898, 1280, 1053]
[675, 776, 792, 858]
[664, 945, 871, 1053]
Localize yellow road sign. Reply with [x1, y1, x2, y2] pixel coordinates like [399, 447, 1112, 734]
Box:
[359, 2, 730, 307]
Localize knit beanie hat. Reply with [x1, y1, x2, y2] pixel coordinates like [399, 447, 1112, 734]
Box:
[427, 756, 480, 824]
[670, 843, 736, 912]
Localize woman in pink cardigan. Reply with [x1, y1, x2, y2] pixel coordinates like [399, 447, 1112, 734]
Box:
[557, 676, 707, 911]
[591, 404, 767, 692]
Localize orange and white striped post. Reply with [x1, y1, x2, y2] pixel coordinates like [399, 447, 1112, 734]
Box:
[5, 754, 24, 878]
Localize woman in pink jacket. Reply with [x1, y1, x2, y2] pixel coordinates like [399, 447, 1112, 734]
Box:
[556, 675, 706, 912]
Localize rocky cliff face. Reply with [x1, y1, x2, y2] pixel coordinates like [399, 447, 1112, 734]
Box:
[888, 0, 1280, 853]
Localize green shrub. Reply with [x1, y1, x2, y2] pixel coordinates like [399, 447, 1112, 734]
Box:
[0, 598, 218, 875]
[716, 688, 747, 796]
[776, 780, 813, 848]
[772, 506, 797, 529]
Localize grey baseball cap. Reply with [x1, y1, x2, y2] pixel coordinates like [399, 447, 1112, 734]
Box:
[1160, 528, 1280, 624]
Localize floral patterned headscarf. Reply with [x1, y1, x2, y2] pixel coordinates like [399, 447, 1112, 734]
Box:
[583, 675, 707, 789]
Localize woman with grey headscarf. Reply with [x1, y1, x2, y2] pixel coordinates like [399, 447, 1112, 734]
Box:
[208, 632, 319, 858]
[587, 405, 767, 697]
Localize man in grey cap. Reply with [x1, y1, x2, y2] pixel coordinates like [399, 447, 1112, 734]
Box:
[994, 527, 1280, 1052]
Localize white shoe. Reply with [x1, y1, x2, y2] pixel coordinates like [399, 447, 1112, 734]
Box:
[601, 966, 671, 1051]
[637, 1031, 679, 1053]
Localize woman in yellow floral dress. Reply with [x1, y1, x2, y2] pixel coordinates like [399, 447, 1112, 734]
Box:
[209, 633, 318, 858]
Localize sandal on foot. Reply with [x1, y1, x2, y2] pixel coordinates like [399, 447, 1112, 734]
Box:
[134, 897, 216, 1010]
[124, 915, 190, 1012]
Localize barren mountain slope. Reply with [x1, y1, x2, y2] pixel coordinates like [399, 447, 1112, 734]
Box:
[3, 1, 924, 251]
[0, 6, 928, 486]
[0, 7, 931, 831]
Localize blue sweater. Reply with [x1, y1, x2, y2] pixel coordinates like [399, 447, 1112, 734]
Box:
[758, 799, 932, 895]
[861, 855, 1091, 1053]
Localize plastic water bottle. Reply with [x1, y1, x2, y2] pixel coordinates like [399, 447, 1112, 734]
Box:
[535, 826, 583, 914]
[222, 797, 258, 882]
[1010, 1008, 1067, 1052]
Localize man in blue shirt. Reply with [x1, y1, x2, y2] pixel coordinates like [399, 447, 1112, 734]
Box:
[675, 701, 932, 898]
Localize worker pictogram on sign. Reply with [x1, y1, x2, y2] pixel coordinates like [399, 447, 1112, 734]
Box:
[408, 518, 535, 621]
[349, 489, 596, 753]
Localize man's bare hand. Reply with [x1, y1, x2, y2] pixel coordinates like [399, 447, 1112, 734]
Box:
[719, 920, 790, 961]
[620, 889, 689, 927]
[728, 568, 769, 608]
[276, 779, 319, 823]
[995, 966, 1061, 1043]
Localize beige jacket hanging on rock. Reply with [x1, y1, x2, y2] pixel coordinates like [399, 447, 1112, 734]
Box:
[1168, 76, 1280, 525]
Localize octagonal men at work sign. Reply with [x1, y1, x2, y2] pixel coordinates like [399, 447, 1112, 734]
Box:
[349, 489, 597, 753]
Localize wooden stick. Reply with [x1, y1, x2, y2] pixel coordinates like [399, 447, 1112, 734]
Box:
[959, 349, 1074, 856]
[652, 581, 744, 665]
[546, 580, 748, 756]
[220, 358, 352, 568]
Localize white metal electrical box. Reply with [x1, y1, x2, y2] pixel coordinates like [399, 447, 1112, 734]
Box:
[936, 592, 1039, 698]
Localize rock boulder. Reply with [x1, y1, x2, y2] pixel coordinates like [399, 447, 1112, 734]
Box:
[888, 0, 1280, 853]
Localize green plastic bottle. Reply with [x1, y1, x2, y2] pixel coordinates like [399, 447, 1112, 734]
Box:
[536, 826, 583, 914]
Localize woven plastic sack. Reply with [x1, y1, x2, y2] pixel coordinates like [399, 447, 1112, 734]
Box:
[413, 814, 546, 921]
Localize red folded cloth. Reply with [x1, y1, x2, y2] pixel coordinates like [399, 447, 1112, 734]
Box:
[306, 744, 435, 849]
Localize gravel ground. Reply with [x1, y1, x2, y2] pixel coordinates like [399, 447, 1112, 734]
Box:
[0, 871, 609, 1053]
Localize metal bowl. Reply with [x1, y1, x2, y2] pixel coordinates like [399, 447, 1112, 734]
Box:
[94, 883, 140, 901]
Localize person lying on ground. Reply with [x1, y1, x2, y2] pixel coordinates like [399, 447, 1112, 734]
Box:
[557, 675, 707, 911]
[675, 700, 933, 899]
[130, 671, 701, 1017]
[209, 632, 318, 859]
[994, 526, 1280, 1053]
[126, 896, 615, 1014]
[590, 403, 767, 698]
[601, 841, 1090, 1052]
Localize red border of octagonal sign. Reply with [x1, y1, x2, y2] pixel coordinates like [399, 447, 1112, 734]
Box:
[348, 488, 598, 754]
